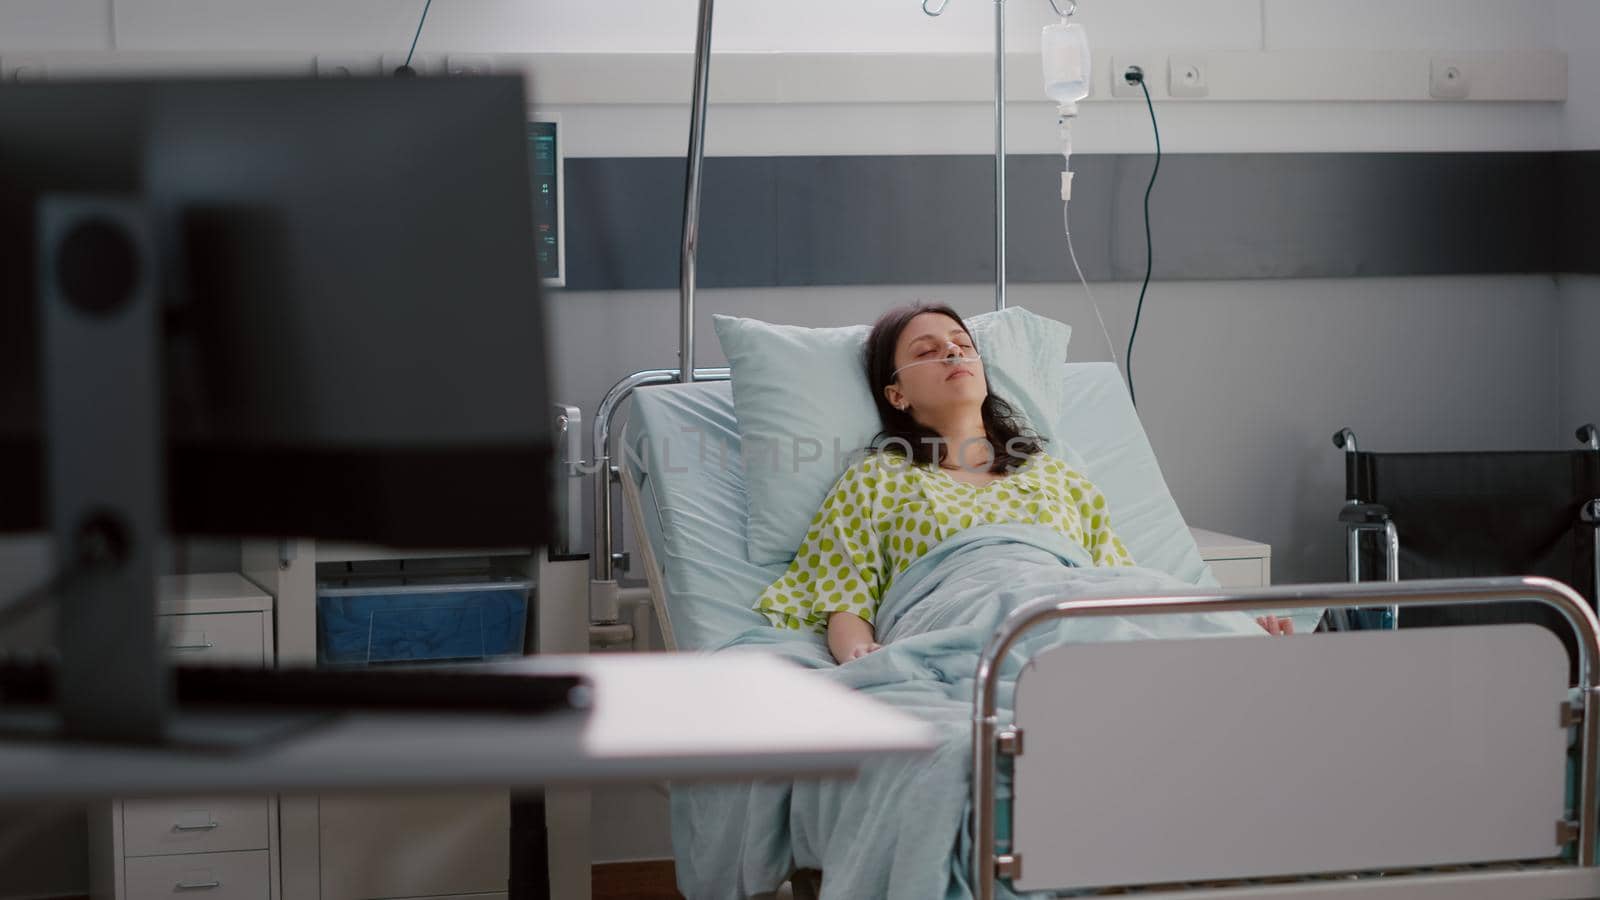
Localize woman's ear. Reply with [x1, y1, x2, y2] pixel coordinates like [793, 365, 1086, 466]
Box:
[884, 383, 906, 412]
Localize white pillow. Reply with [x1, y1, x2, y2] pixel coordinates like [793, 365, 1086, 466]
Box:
[713, 307, 1072, 566]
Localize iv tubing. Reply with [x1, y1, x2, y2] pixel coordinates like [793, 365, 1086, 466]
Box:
[1058, 116, 1118, 369]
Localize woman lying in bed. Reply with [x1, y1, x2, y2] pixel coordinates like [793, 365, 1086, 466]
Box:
[753, 303, 1292, 664]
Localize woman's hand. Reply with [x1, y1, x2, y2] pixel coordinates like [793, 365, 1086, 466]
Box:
[845, 642, 883, 661]
[1256, 614, 1294, 636]
[827, 611, 880, 664]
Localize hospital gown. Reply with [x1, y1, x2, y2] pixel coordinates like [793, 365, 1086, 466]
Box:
[754, 450, 1135, 633]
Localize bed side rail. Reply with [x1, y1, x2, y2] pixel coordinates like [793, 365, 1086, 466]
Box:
[973, 576, 1600, 899]
[588, 367, 729, 624]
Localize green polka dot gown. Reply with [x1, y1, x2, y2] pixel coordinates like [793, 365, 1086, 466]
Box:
[755, 452, 1136, 633]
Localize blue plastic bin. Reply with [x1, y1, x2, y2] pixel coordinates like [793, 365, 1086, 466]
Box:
[316, 580, 530, 666]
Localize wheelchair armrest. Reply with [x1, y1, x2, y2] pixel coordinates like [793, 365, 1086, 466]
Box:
[1339, 503, 1391, 526]
[1583, 500, 1600, 525]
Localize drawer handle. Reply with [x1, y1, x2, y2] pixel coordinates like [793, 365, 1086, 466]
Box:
[169, 641, 215, 651]
[172, 820, 220, 832]
[175, 880, 222, 890]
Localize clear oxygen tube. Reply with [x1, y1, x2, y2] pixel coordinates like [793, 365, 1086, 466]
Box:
[891, 351, 982, 380]
[1042, 20, 1117, 368]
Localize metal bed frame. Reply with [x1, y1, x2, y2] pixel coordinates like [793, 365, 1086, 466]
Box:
[973, 576, 1600, 898]
[560, 1, 1600, 895]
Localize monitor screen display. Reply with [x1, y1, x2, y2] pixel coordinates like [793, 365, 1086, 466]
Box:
[528, 119, 563, 287]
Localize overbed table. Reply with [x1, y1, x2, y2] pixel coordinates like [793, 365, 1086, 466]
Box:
[0, 654, 938, 899]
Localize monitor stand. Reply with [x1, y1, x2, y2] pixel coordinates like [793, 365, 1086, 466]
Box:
[25, 194, 326, 752]
[39, 195, 172, 745]
[23, 195, 586, 752]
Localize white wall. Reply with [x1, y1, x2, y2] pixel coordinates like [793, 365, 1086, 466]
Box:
[1557, 275, 1600, 435]
[1550, 3, 1600, 452]
[0, 0, 1590, 887]
[1556, 0, 1600, 148]
[0, 0, 111, 50]
[23, 0, 1552, 56]
[0, 0, 1567, 568]
[0, 0, 1573, 157]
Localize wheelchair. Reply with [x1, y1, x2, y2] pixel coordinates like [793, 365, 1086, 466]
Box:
[1329, 424, 1600, 674]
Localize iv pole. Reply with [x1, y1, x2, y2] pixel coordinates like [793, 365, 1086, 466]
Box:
[922, 0, 1078, 312]
[681, 0, 715, 385]
[590, 0, 1078, 617]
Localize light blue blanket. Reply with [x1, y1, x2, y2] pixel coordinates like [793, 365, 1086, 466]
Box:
[671, 524, 1261, 900]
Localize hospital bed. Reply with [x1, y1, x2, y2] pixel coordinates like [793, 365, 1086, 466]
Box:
[572, 1, 1600, 892]
[613, 362, 1600, 898]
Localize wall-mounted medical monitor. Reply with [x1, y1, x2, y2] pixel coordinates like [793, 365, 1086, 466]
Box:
[528, 116, 564, 287]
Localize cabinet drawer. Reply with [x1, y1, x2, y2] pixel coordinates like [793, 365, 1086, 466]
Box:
[122, 796, 270, 857]
[124, 850, 270, 900]
[1209, 557, 1267, 589]
[161, 612, 265, 666]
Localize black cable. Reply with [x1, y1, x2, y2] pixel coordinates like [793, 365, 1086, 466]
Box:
[1125, 75, 1161, 409]
[400, 0, 434, 73]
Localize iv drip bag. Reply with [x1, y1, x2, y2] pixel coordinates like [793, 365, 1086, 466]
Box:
[1042, 22, 1091, 114]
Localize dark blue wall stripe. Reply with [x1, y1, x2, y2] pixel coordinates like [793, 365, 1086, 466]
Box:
[1558, 151, 1600, 275]
[563, 151, 1590, 291]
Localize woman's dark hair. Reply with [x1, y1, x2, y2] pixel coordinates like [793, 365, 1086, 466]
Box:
[865, 303, 1043, 473]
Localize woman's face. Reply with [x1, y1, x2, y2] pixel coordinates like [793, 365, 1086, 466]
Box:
[883, 312, 987, 422]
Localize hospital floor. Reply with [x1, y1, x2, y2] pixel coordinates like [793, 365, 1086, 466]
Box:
[593, 860, 685, 898]
[593, 861, 805, 899]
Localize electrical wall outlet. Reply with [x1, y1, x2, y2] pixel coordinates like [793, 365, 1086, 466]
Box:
[381, 53, 436, 77]
[1111, 56, 1163, 99]
[315, 55, 380, 78]
[1430, 58, 1470, 99]
[1168, 54, 1209, 98]
[446, 55, 494, 77]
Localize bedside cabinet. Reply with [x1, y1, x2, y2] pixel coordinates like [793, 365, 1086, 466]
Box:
[1188, 527, 1322, 632]
[1189, 527, 1272, 588]
[88, 574, 280, 900]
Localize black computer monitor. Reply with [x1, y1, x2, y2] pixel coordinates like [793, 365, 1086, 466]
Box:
[0, 77, 557, 744]
[0, 76, 553, 548]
